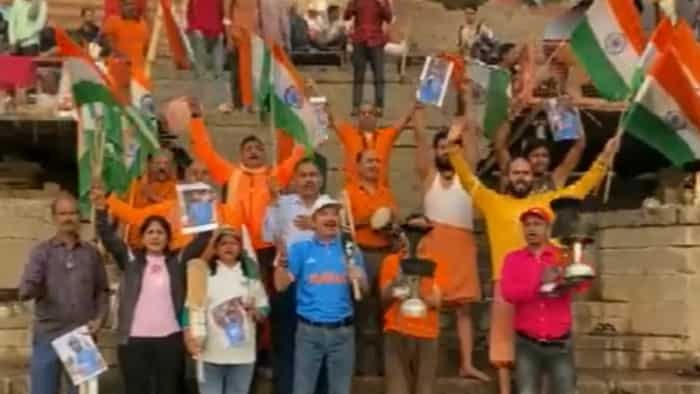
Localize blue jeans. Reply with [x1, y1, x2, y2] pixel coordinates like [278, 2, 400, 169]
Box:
[30, 335, 79, 394]
[293, 321, 354, 394]
[199, 362, 255, 394]
[515, 334, 576, 394]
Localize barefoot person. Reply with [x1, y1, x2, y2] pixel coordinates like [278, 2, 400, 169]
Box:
[413, 107, 488, 381]
[447, 126, 619, 394]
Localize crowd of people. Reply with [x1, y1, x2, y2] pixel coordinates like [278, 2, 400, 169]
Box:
[11, 1, 633, 394]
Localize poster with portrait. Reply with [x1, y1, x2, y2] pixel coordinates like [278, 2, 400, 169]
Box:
[416, 56, 454, 108]
[211, 296, 250, 347]
[177, 182, 219, 234]
[544, 97, 583, 142]
[51, 326, 107, 386]
[309, 96, 329, 142]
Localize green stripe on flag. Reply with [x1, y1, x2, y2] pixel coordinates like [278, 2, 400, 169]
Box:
[624, 104, 696, 167]
[483, 69, 510, 139]
[271, 94, 313, 152]
[570, 20, 629, 101]
[72, 81, 119, 107]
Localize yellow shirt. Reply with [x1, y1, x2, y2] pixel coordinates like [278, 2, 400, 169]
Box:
[448, 149, 607, 281]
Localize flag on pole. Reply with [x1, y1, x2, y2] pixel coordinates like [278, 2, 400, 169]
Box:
[234, 29, 268, 108]
[160, 0, 193, 70]
[671, 20, 700, 91]
[623, 52, 700, 167]
[259, 43, 326, 155]
[56, 29, 160, 217]
[569, 0, 646, 101]
[467, 60, 511, 139]
[631, 17, 673, 91]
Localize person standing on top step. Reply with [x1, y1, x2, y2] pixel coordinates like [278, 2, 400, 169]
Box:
[345, 0, 392, 117]
[446, 124, 619, 394]
[19, 194, 109, 394]
[379, 214, 447, 394]
[273, 196, 369, 394]
[412, 102, 489, 382]
[101, 0, 149, 76]
[327, 100, 419, 187]
[259, 0, 291, 50]
[8, 0, 47, 56]
[501, 207, 590, 394]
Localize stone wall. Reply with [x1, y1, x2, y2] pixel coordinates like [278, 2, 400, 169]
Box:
[573, 207, 700, 370]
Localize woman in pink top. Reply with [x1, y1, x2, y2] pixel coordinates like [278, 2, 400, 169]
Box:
[94, 191, 210, 394]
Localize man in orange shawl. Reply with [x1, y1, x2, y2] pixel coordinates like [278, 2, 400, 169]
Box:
[123, 149, 178, 247]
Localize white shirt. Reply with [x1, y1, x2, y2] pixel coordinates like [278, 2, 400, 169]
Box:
[201, 263, 269, 365]
[263, 194, 329, 247]
[424, 174, 474, 230]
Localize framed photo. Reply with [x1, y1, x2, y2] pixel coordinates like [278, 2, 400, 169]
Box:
[544, 97, 583, 142]
[309, 96, 329, 145]
[51, 326, 107, 386]
[416, 56, 454, 108]
[176, 182, 219, 234]
[211, 296, 251, 347]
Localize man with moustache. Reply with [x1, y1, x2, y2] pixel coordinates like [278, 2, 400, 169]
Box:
[344, 148, 397, 375]
[412, 108, 488, 381]
[446, 126, 619, 394]
[501, 208, 590, 394]
[19, 194, 110, 394]
[327, 101, 418, 187]
[123, 149, 178, 247]
[263, 158, 329, 394]
[273, 196, 368, 394]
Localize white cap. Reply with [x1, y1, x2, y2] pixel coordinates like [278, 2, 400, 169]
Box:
[311, 195, 342, 216]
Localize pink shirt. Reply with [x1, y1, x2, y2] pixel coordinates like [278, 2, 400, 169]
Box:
[500, 245, 589, 340]
[130, 255, 181, 337]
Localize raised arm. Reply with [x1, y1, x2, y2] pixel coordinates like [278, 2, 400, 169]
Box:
[179, 231, 212, 263]
[447, 126, 497, 208]
[188, 100, 236, 185]
[551, 126, 586, 188]
[106, 193, 169, 226]
[273, 145, 305, 188]
[96, 209, 130, 269]
[493, 121, 512, 180]
[390, 101, 418, 135]
[554, 135, 619, 199]
[412, 105, 432, 182]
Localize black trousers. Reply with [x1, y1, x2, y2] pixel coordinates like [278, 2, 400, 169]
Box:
[118, 332, 185, 394]
[352, 43, 385, 109]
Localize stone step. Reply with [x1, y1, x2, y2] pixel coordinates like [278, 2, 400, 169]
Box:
[6, 368, 700, 394]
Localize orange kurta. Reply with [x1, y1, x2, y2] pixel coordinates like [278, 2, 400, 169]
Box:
[102, 16, 150, 74]
[337, 123, 398, 187]
[189, 118, 303, 250]
[344, 182, 398, 249]
[124, 178, 177, 247]
[107, 194, 242, 250]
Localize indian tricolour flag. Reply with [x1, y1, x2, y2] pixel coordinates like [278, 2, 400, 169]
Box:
[672, 20, 700, 92]
[570, 0, 646, 101]
[624, 52, 700, 167]
[631, 17, 673, 91]
[259, 44, 326, 154]
[467, 60, 510, 139]
[56, 29, 159, 217]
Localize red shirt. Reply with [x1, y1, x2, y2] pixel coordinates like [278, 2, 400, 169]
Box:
[187, 0, 225, 38]
[344, 0, 392, 47]
[500, 245, 590, 340]
[103, 0, 147, 24]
